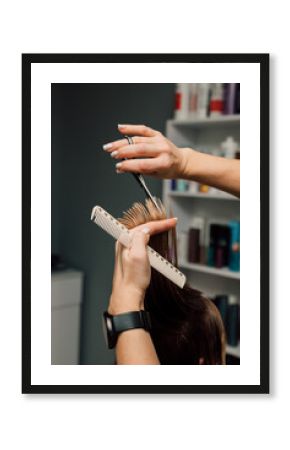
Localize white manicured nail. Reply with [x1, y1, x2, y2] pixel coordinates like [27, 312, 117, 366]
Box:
[142, 227, 150, 234]
[103, 143, 113, 151]
[111, 151, 119, 158]
[116, 162, 122, 169]
[118, 124, 126, 128]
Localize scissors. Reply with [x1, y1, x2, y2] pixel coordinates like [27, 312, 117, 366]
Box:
[122, 135, 161, 212]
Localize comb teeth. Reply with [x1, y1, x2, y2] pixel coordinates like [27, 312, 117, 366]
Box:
[91, 205, 186, 289]
[91, 205, 129, 240]
[146, 246, 186, 288]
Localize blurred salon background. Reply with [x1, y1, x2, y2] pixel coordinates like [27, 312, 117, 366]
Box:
[51, 83, 240, 365]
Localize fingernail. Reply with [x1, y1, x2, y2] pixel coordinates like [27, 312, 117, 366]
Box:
[116, 162, 122, 169]
[111, 151, 119, 158]
[103, 143, 113, 151]
[118, 124, 126, 128]
[142, 227, 150, 234]
[174, 217, 178, 221]
[116, 169, 122, 174]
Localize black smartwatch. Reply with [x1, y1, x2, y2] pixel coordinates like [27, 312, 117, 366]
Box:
[103, 310, 152, 349]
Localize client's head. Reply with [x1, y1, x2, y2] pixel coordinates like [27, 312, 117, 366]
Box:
[120, 199, 226, 365]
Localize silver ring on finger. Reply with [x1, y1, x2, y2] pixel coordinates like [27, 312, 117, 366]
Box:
[125, 135, 134, 145]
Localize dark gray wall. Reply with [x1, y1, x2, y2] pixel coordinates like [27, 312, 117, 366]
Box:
[52, 83, 175, 364]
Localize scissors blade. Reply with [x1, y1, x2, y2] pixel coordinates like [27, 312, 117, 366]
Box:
[123, 135, 162, 212]
[134, 173, 161, 211]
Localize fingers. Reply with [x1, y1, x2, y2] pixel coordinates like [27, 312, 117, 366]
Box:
[110, 143, 161, 160]
[115, 157, 163, 174]
[118, 218, 178, 247]
[132, 218, 178, 236]
[129, 229, 150, 261]
[103, 136, 151, 153]
[113, 241, 124, 281]
[115, 240, 123, 259]
[118, 124, 159, 138]
[118, 231, 133, 248]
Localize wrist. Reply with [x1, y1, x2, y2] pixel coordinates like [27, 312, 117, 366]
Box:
[178, 147, 195, 179]
[180, 147, 202, 180]
[108, 287, 145, 315]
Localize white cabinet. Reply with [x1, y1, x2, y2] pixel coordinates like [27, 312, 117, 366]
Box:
[51, 269, 83, 364]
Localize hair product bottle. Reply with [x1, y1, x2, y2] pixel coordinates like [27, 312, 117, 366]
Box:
[188, 217, 205, 263]
[196, 83, 210, 118]
[174, 83, 190, 120]
[209, 83, 224, 117]
[189, 83, 198, 119]
[188, 228, 200, 263]
[221, 136, 239, 159]
[226, 295, 239, 347]
[177, 231, 189, 263]
[228, 220, 240, 271]
[176, 179, 189, 192]
[223, 83, 238, 115]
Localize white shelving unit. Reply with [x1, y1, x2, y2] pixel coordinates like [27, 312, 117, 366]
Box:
[179, 261, 240, 280]
[169, 191, 238, 201]
[163, 115, 240, 359]
[167, 114, 239, 127]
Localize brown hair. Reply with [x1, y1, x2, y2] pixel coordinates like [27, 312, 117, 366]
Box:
[120, 199, 226, 365]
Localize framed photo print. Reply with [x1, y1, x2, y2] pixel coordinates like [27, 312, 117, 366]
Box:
[22, 53, 269, 393]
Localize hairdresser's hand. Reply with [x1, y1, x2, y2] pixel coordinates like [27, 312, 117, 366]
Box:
[103, 124, 191, 179]
[108, 217, 177, 314]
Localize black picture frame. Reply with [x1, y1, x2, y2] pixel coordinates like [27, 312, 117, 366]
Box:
[22, 53, 269, 394]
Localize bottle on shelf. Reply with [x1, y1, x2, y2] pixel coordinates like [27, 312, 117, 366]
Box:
[196, 83, 210, 118]
[228, 220, 240, 271]
[188, 83, 198, 120]
[209, 83, 224, 117]
[198, 183, 210, 193]
[226, 295, 240, 347]
[207, 223, 230, 268]
[188, 217, 206, 264]
[223, 83, 240, 115]
[188, 229, 200, 263]
[174, 83, 190, 120]
[220, 136, 239, 159]
[170, 179, 177, 191]
[176, 179, 189, 192]
[189, 181, 199, 193]
[177, 231, 189, 263]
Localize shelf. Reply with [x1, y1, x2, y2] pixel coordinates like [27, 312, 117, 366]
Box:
[226, 344, 240, 358]
[168, 115, 240, 127]
[179, 261, 240, 280]
[164, 115, 240, 356]
[169, 191, 239, 201]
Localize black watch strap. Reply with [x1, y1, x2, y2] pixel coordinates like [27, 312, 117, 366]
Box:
[103, 310, 152, 349]
[113, 310, 151, 333]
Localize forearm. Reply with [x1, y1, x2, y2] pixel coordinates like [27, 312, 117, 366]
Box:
[181, 148, 240, 197]
[115, 328, 159, 365]
[108, 289, 160, 365]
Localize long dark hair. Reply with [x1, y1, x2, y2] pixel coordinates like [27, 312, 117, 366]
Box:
[120, 199, 226, 365]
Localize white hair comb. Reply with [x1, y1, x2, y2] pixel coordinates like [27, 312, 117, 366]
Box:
[91, 205, 186, 289]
